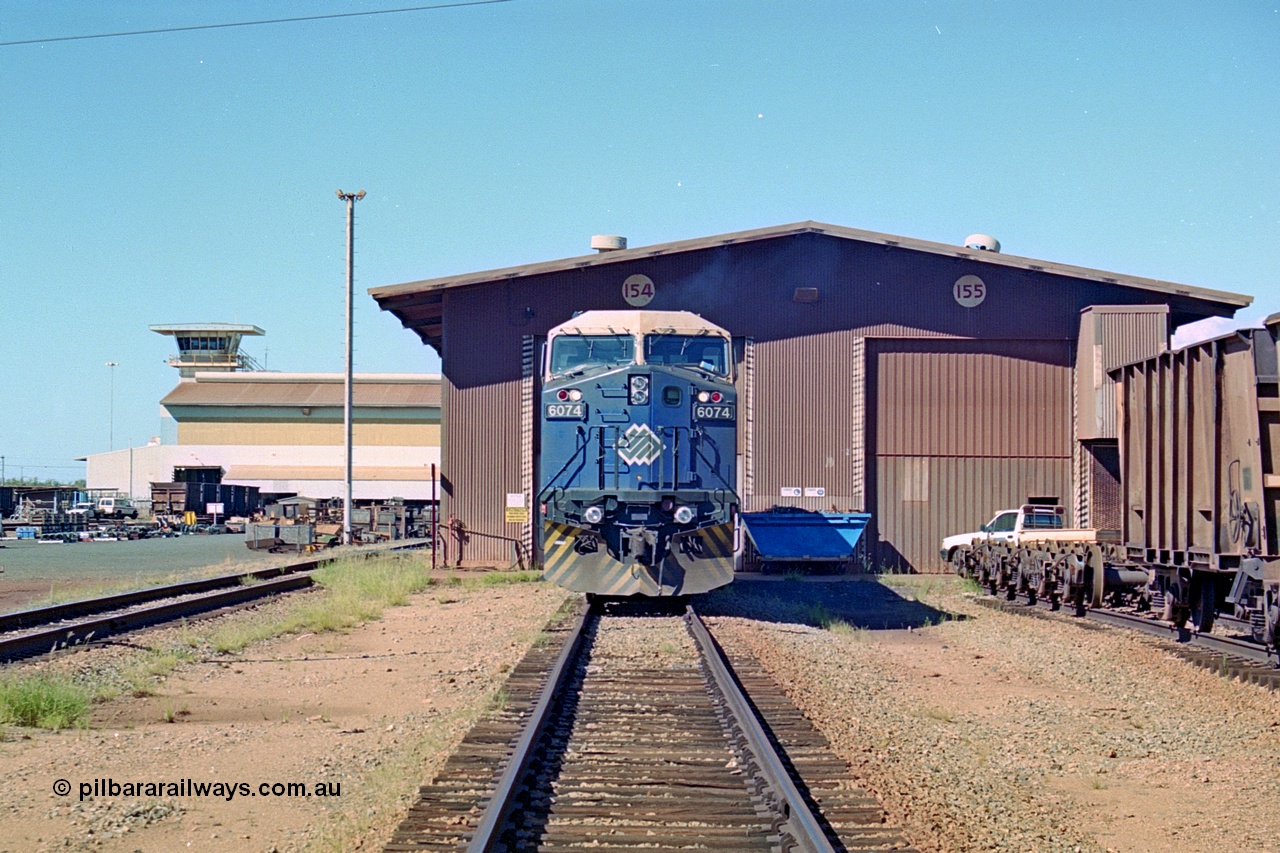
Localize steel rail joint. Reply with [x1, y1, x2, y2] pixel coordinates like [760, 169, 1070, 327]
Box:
[466, 604, 592, 852]
[684, 605, 837, 853]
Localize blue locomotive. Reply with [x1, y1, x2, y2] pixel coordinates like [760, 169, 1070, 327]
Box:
[538, 310, 739, 596]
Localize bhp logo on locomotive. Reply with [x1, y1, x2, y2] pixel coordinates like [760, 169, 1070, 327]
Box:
[617, 423, 663, 466]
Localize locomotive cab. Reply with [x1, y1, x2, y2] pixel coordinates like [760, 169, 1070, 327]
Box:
[538, 310, 739, 596]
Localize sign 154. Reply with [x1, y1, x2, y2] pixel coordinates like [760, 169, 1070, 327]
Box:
[623, 274, 655, 307]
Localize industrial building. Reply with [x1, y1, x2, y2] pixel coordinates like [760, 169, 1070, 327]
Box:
[83, 324, 441, 507]
[371, 221, 1250, 571]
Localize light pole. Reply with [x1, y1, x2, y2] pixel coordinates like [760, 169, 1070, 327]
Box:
[336, 189, 365, 546]
[105, 362, 119, 451]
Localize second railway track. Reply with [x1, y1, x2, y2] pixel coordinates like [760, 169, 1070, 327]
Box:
[0, 570, 317, 661]
[387, 600, 915, 853]
[0, 541, 432, 662]
[971, 593, 1280, 689]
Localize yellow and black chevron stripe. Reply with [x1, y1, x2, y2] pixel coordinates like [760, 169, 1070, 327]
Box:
[541, 521, 736, 596]
[666, 523, 735, 594]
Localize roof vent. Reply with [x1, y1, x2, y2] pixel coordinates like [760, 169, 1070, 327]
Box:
[964, 233, 1001, 252]
[590, 234, 627, 253]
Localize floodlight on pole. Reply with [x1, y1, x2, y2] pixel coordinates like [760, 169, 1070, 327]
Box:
[105, 362, 119, 451]
[336, 190, 365, 546]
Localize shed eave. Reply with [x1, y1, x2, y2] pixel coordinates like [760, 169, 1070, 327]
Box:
[368, 220, 1253, 312]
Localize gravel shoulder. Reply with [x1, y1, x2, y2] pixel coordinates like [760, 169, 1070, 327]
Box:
[0, 578, 571, 852]
[6, 573, 1279, 853]
[704, 576, 1280, 853]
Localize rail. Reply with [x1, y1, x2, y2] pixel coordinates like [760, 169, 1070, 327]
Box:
[465, 603, 591, 852]
[971, 596, 1280, 688]
[685, 604, 837, 853]
[462, 602, 836, 853]
[0, 539, 429, 660]
[0, 560, 320, 634]
[0, 574, 314, 661]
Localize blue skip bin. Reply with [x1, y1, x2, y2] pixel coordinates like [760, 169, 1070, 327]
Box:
[740, 508, 871, 568]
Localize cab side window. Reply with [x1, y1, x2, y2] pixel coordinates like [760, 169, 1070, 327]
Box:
[990, 512, 1018, 533]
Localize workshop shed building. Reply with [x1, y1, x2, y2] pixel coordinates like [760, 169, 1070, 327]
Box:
[371, 222, 1249, 571]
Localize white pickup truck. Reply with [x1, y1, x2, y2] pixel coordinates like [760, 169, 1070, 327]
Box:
[939, 504, 1103, 568]
[944, 504, 1128, 612]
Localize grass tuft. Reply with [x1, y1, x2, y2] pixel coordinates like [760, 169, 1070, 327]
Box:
[0, 672, 92, 731]
[825, 619, 868, 639]
[206, 553, 436, 654]
[921, 706, 955, 724]
[460, 570, 542, 589]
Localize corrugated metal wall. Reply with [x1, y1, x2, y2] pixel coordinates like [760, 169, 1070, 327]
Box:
[871, 339, 1074, 571]
[874, 340, 1074, 455]
[1076, 305, 1168, 441]
[521, 336, 537, 564]
[441, 374, 526, 565]
[749, 330, 860, 511]
[850, 337, 867, 512]
[875, 456, 1072, 571]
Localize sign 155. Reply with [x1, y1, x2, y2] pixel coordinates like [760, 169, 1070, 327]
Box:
[953, 275, 986, 308]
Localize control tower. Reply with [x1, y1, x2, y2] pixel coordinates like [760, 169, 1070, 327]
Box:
[149, 323, 265, 377]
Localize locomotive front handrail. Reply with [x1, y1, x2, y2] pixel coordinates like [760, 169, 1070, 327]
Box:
[537, 429, 591, 499]
[690, 432, 737, 494]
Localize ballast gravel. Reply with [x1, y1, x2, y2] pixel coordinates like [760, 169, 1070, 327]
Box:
[703, 577, 1280, 853]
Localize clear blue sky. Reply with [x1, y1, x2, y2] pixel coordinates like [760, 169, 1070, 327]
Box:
[2, 1, 1277, 481]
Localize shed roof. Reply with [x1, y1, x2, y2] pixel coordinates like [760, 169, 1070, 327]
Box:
[371, 220, 1252, 352]
[160, 373, 441, 409]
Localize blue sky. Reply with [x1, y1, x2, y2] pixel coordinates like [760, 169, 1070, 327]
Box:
[2, 1, 1277, 481]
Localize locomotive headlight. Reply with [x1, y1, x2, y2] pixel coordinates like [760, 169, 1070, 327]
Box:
[583, 505, 604, 524]
[697, 390, 711, 403]
[568, 388, 583, 401]
[673, 505, 695, 524]
[628, 375, 650, 405]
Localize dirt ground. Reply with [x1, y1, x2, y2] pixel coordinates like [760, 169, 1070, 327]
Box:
[0, 581, 571, 852]
[704, 577, 1280, 853]
[0, 580, 103, 614]
[3, 575, 1279, 852]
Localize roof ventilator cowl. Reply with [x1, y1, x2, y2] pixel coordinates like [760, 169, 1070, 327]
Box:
[964, 233, 1001, 252]
[590, 235, 627, 253]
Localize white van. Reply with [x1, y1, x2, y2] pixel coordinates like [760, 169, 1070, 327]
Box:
[97, 497, 138, 519]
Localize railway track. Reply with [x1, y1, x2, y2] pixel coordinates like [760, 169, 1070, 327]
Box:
[387, 600, 914, 853]
[970, 595, 1280, 690]
[0, 543, 428, 662]
[0, 565, 318, 662]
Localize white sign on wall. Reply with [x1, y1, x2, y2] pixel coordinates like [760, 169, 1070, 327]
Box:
[622, 274, 656, 307]
[953, 274, 986, 308]
[804, 487, 826, 498]
[780, 487, 802, 497]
